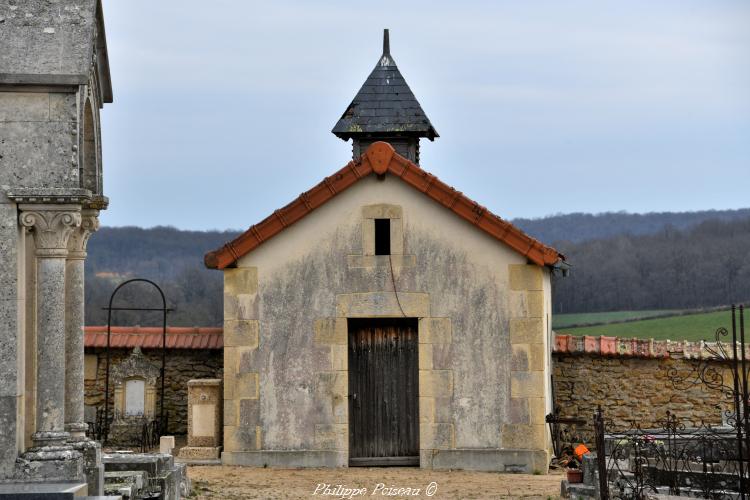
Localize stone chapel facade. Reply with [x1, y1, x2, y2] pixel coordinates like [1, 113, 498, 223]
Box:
[0, 0, 111, 488]
[205, 31, 566, 472]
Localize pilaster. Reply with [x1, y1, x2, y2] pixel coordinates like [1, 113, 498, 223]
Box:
[15, 204, 84, 482]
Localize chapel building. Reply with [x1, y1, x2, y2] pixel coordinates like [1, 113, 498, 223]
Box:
[205, 30, 566, 472]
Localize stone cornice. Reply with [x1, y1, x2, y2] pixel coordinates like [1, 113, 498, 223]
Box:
[19, 205, 82, 258]
[85, 194, 109, 211]
[5, 187, 92, 205]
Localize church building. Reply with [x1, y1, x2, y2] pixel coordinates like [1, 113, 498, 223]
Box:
[205, 30, 566, 472]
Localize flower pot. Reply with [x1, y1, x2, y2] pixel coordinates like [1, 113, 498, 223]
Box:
[566, 469, 583, 484]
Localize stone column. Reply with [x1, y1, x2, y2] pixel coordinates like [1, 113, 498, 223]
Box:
[64, 209, 99, 439]
[19, 205, 81, 448]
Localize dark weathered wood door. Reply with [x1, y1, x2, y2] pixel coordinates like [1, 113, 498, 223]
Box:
[348, 318, 419, 466]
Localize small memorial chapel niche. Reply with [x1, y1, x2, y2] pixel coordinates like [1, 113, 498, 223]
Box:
[108, 347, 160, 444]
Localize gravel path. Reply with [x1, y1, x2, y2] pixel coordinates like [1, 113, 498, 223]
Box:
[187, 465, 563, 499]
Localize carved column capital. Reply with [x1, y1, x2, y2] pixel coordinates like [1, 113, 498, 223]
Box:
[19, 204, 82, 258]
[67, 209, 100, 259]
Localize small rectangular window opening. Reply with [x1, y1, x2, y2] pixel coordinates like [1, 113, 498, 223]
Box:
[374, 218, 391, 255]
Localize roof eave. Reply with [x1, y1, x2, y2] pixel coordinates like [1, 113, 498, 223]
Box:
[205, 142, 563, 270]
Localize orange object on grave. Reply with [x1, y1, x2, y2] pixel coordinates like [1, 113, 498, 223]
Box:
[574, 444, 590, 461]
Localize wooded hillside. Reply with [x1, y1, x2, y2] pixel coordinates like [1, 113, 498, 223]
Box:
[84, 209, 750, 325]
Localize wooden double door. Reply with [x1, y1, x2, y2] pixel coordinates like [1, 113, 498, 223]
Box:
[348, 318, 419, 466]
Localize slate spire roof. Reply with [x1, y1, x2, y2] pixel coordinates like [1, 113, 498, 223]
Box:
[332, 29, 438, 141]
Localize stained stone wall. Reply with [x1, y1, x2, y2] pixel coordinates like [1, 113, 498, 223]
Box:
[221, 175, 554, 471]
[552, 352, 728, 430]
[84, 348, 222, 435]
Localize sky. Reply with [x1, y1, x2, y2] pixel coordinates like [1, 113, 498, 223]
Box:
[99, 1, 750, 231]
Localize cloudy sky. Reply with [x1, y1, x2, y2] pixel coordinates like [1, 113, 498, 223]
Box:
[100, 1, 750, 231]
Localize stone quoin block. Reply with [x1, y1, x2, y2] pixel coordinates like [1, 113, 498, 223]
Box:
[389, 217, 404, 255]
[224, 293, 259, 320]
[361, 218, 375, 255]
[330, 344, 347, 371]
[511, 371, 545, 398]
[314, 424, 348, 451]
[509, 398, 530, 424]
[224, 425, 258, 452]
[419, 317, 452, 344]
[434, 397, 453, 423]
[332, 393, 348, 424]
[313, 318, 347, 345]
[238, 346, 260, 374]
[224, 319, 259, 348]
[239, 398, 260, 427]
[236, 372, 259, 399]
[224, 399, 238, 427]
[420, 423, 455, 450]
[509, 264, 543, 291]
[315, 371, 348, 398]
[418, 343, 433, 370]
[511, 343, 546, 372]
[526, 291, 545, 319]
[528, 397, 547, 424]
[501, 424, 546, 450]
[224, 267, 258, 295]
[510, 318, 544, 345]
[431, 343, 453, 370]
[419, 370, 454, 397]
[419, 397, 435, 423]
[224, 346, 238, 376]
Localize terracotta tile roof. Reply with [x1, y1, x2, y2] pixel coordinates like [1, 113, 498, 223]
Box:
[205, 142, 565, 270]
[84, 326, 223, 350]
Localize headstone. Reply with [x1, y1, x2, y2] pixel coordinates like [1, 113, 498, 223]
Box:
[178, 379, 223, 461]
[160, 436, 175, 455]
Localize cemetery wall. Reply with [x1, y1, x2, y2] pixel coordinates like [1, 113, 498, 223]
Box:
[84, 348, 222, 434]
[553, 335, 733, 430]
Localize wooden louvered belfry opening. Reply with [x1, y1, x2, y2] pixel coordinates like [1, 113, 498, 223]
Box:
[348, 318, 419, 466]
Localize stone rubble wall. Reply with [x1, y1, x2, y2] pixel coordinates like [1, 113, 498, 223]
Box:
[553, 335, 735, 431]
[85, 348, 223, 435]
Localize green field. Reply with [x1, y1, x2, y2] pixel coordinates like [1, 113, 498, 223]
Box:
[555, 310, 734, 341]
[551, 310, 683, 328]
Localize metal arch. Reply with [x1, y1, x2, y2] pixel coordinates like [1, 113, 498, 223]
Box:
[102, 278, 172, 444]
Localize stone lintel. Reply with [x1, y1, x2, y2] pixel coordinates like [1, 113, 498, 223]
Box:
[362, 204, 402, 219]
[337, 292, 429, 318]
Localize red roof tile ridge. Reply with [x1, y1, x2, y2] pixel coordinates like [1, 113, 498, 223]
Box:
[204, 142, 564, 270]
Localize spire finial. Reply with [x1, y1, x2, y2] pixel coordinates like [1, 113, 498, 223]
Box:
[383, 29, 390, 56]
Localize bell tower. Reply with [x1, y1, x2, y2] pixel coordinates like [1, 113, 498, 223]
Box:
[332, 29, 438, 164]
